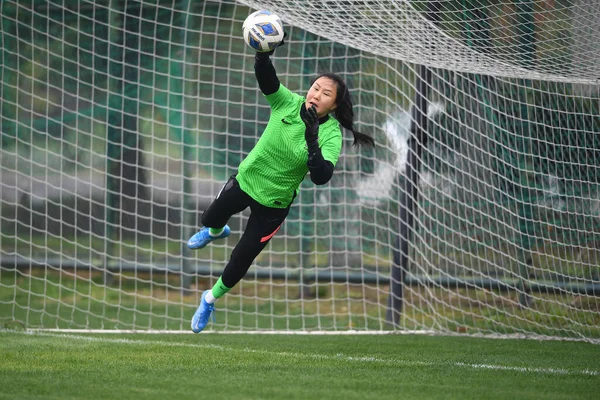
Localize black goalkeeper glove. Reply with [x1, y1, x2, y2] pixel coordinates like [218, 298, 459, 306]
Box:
[301, 104, 319, 144]
[259, 31, 287, 56]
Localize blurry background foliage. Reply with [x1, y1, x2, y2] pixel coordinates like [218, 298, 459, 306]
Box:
[1, 0, 599, 280]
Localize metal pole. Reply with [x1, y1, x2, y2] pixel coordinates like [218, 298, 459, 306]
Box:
[174, 0, 194, 294]
[103, 0, 122, 285]
[104, 1, 144, 284]
[387, 1, 440, 327]
[516, 0, 536, 307]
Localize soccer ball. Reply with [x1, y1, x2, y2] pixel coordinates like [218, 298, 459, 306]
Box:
[242, 10, 284, 53]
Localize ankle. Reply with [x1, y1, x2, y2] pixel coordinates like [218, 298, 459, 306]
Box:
[205, 290, 217, 304]
[208, 227, 224, 237]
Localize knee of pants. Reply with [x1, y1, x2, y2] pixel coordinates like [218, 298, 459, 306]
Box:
[228, 240, 265, 271]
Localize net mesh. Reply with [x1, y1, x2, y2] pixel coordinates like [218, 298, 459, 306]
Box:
[0, 0, 599, 341]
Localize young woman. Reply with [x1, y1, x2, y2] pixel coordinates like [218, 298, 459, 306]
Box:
[188, 44, 374, 333]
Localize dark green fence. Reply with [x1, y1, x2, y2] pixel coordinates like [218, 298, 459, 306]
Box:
[1, 0, 599, 291]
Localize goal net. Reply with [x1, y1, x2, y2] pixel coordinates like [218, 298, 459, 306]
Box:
[1, 0, 599, 342]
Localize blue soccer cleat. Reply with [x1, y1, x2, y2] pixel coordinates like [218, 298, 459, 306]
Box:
[187, 225, 230, 250]
[191, 290, 215, 333]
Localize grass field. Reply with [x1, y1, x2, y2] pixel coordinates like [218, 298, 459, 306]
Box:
[1, 331, 598, 400]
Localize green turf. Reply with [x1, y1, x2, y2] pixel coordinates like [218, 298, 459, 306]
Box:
[0, 331, 598, 400]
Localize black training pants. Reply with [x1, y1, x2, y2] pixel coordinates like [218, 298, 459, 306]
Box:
[200, 175, 291, 288]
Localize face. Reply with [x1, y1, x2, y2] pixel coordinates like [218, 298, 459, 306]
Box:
[305, 77, 338, 118]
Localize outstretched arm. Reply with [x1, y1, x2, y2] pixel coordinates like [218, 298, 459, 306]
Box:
[254, 53, 280, 95]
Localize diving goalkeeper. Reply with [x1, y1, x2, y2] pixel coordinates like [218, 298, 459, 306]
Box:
[188, 38, 375, 333]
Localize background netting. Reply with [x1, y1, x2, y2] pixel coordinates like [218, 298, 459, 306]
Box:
[1, 0, 599, 341]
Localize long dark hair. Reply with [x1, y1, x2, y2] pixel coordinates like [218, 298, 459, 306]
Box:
[313, 73, 374, 147]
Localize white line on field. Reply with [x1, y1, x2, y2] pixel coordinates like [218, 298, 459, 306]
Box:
[28, 328, 435, 335]
[453, 362, 598, 376]
[12, 330, 600, 377]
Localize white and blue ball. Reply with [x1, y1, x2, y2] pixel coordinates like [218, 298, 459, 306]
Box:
[242, 10, 284, 52]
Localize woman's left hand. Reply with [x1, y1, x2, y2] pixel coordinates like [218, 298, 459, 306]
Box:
[302, 105, 319, 143]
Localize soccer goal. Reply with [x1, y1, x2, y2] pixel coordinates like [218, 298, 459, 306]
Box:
[1, 0, 599, 342]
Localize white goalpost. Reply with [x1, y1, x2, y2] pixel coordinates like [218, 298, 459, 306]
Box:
[1, 0, 599, 342]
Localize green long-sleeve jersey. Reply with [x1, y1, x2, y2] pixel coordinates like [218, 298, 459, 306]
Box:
[236, 84, 342, 208]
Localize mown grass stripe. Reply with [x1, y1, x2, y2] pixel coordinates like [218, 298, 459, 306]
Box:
[17, 330, 600, 377]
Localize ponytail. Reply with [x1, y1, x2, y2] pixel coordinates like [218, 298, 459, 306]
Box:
[313, 73, 374, 147]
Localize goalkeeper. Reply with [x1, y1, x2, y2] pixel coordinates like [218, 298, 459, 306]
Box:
[188, 38, 374, 333]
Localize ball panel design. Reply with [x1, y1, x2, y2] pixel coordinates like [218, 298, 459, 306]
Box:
[247, 32, 262, 51]
[257, 22, 279, 37]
